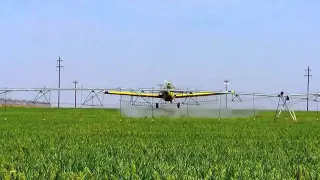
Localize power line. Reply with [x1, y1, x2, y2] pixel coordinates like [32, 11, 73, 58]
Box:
[304, 66, 312, 111]
[72, 80, 78, 108]
[56, 56, 63, 108]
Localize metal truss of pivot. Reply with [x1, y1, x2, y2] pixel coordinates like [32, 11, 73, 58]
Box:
[0, 89, 51, 107]
[0, 89, 9, 111]
[32, 90, 52, 105]
[274, 91, 297, 122]
[232, 94, 243, 102]
[232, 93, 274, 102]
[179, 93, 218, 105]
[0, 90, 11, 95]
[126, 90, 154, 107]
[82, 90, 104, 107]
[118, 88, 157, 120]
[313, 95, 320, 120]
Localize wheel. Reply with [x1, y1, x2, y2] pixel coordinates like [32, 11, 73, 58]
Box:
[156, 103, 159, 108]
[177, 103, 180, 108]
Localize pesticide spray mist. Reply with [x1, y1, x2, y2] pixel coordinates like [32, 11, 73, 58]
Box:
[120, 103, 257, 118]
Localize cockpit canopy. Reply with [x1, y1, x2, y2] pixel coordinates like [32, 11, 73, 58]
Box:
[164, 80, 174, 89]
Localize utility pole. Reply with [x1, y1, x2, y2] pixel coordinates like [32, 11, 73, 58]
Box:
[72, 80, 78, 108]
[56, 56, 63, 108]
[224, 80, 230, 108]
[304, 66, 312, 111]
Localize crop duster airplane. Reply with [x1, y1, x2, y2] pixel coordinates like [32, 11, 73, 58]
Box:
[103, 81, 235, 108]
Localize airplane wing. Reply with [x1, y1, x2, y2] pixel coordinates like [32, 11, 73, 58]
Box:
[174, 90, 235, 98]
[103, 90, 161, 98]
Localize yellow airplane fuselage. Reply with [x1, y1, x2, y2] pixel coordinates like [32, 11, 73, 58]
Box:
[161, 91, 175, 102]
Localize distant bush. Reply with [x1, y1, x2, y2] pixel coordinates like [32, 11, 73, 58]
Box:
[0, 98, 51, 108]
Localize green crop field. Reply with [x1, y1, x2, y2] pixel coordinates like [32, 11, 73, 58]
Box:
[0, 107, 319, 179]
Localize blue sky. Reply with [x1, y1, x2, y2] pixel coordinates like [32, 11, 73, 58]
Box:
[1, 0, 320, 109]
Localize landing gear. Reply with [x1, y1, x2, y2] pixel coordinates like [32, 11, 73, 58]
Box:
[177, 103, 180, 108]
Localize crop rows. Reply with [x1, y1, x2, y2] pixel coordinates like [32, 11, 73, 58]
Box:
[0, 108, 319, 179]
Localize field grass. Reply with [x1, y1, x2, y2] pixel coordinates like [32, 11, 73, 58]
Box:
[0, 107, 319, 179]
